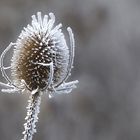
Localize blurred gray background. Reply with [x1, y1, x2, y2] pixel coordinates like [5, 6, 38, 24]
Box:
[0, 0, 140, 140]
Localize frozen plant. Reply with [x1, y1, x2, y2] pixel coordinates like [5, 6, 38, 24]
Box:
[0, 12, 78, 140]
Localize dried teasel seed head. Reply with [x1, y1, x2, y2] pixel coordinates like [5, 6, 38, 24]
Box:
[11, 12, 71, 91]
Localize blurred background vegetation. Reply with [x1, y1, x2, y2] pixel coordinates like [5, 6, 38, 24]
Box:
[0, 0, 140, 140]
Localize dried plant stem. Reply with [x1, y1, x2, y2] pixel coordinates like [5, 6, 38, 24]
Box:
[22, 92, 42, 140]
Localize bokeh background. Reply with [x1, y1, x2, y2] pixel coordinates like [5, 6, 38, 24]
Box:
[0, 0, 140, 140]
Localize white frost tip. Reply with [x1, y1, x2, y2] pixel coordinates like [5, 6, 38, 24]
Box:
[67, 27, 71, 31]
[49, 12, 55, 20]
[49, 94, 54, 98]
[43, 15, 48, 25]
[37, 12, 43, 26]
[31, 88, 39, 95]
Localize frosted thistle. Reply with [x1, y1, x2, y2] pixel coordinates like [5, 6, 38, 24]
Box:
[0, 12, 78, 140]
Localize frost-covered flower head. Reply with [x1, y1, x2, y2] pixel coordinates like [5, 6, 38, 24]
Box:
[0, 12, 78, 96]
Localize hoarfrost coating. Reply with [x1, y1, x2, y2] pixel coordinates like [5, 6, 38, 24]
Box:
[0, 12, 78, 140]
[0, 12, 78, 96]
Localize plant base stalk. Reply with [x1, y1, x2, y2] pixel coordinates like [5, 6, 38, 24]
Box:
[22, 92, 42, 140]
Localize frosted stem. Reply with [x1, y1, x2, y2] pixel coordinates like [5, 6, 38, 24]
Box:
[22, 92, 42, 140]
